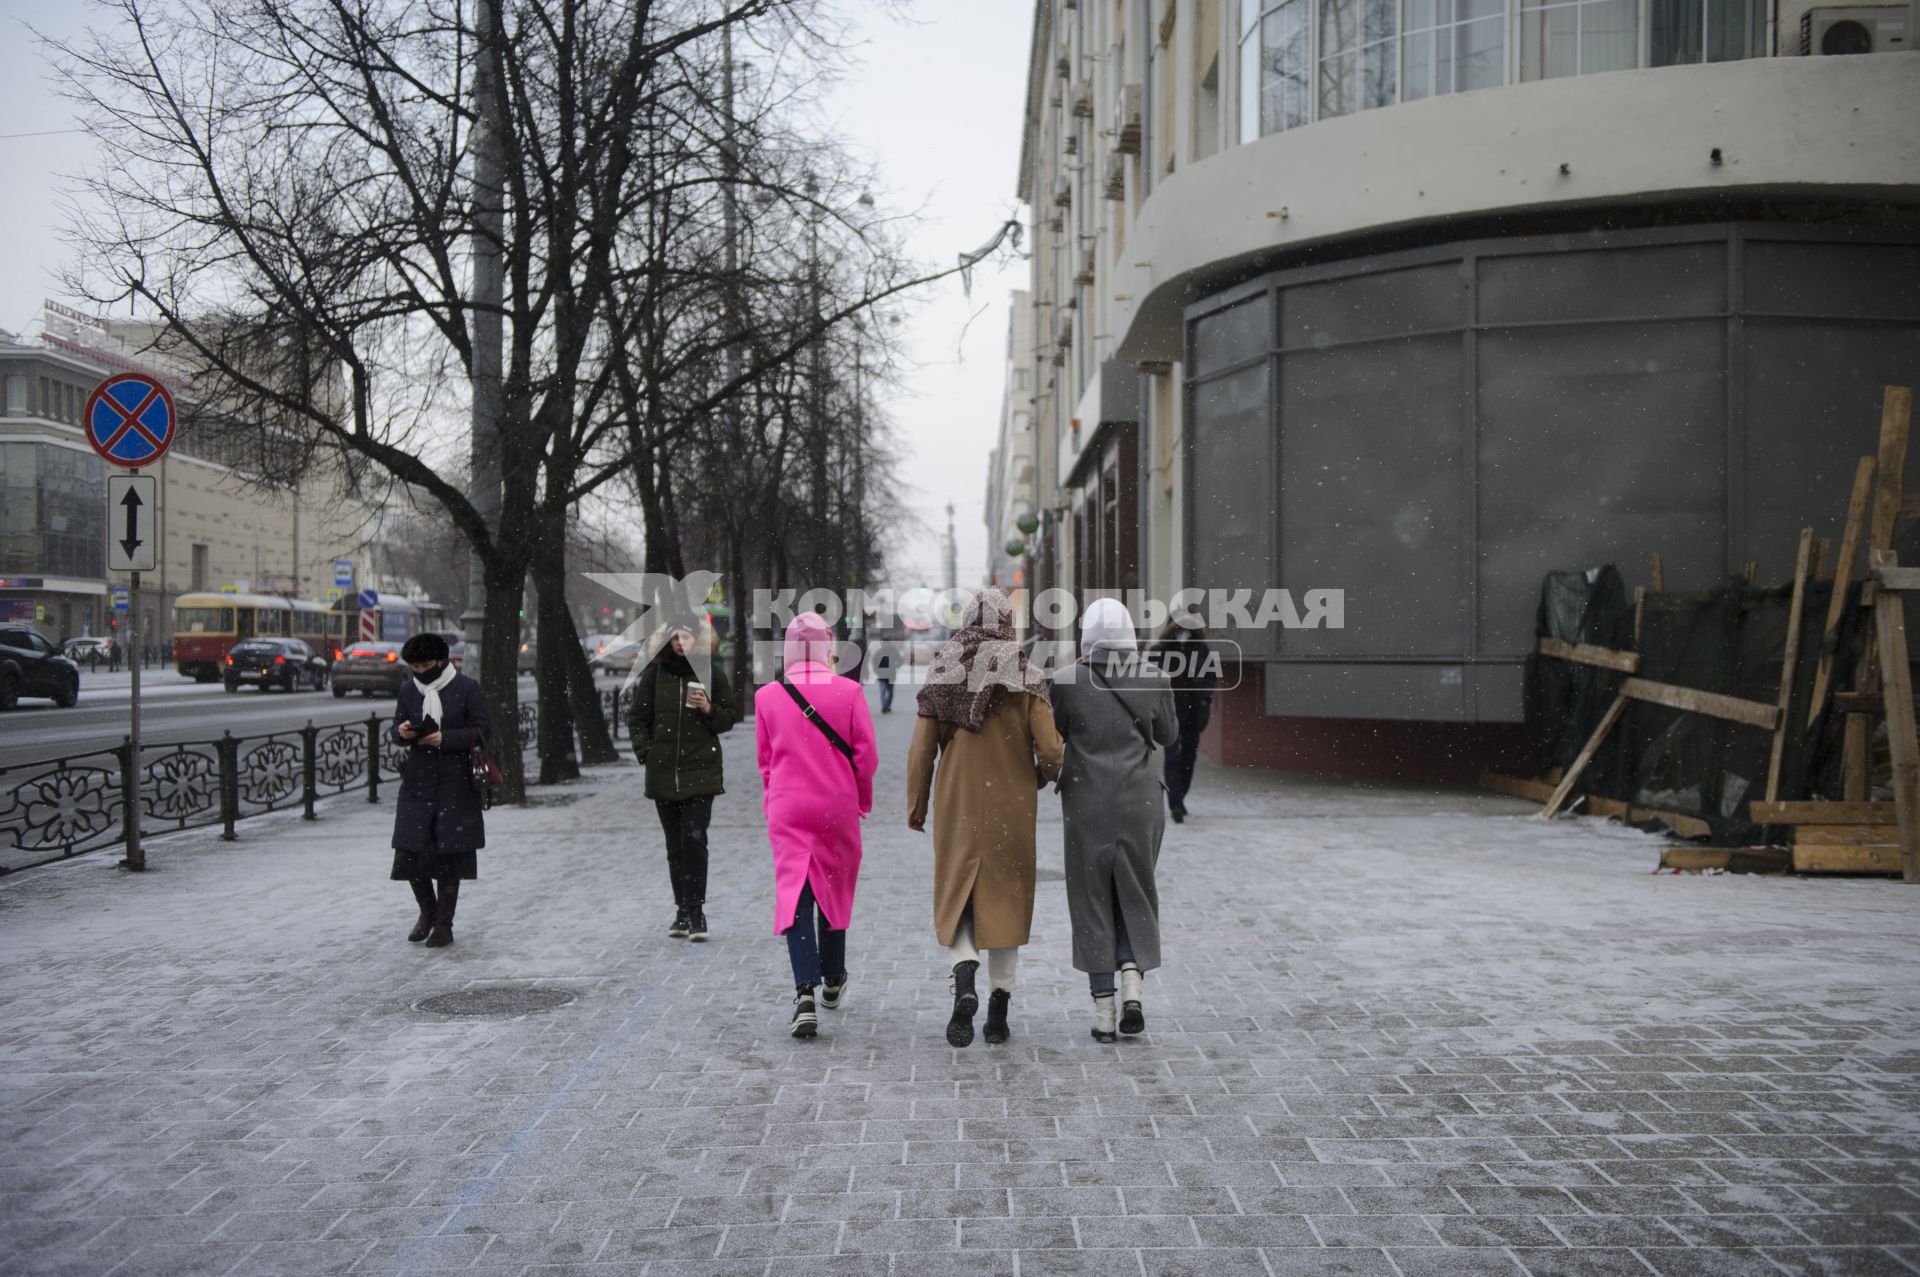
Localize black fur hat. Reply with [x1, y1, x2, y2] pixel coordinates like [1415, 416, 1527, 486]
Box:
[400, 632, 451, 664]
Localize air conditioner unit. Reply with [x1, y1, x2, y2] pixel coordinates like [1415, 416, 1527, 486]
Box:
[1112, 84, 1143, 155]
[1075, 247, 1097, 286]
[1055, 313, 1075, 349]
[1102, 153, 1126, 200]
[1063, 132, 1079, 156]
[1800, 4, 1911, 51]
[1044, 209, 1064, 233]
[1052, 176, 1072, 209]
[1055, 55, 1071, 79]
[1070, 80, 1094, 118]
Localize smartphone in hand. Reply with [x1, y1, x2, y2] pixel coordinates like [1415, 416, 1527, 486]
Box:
[411, 714, 441, 740]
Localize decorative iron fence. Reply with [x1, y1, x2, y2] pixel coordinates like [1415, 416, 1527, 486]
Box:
[0, 704, 546, 876]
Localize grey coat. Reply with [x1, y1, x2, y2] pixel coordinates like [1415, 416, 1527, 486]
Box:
[1049, 658, 1178, 974]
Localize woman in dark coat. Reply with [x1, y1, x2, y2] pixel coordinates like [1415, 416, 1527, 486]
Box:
[390, 631, 493, 948]
[627, 616, 737, 941]
[1050, 598, 1177, 1043]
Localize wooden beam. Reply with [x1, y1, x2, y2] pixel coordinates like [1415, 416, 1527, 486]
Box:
[1479, 772, 1554, 803]
[1813, 537, 1830, 582]
[1833, 692, 1884, 716]
[1792, 843, 1904, 874]
[1870, 386, 1914, 556]
[1619, 678, 1779, 730]
[1765, 528, 1815, 803]
[1632, 586, 1646, 648]
[1873, 565, 1920, 592]
[1651, 552, 1664, 593]
[1749, 800, 1897, 826]
[1809, 456, 1876, 728]
[1872, 550, 1920, 884]
[1537, 637, 1641, 673]
[1661, 846, 1728, 871]
[1542, 693, 1628, 820]
[1796, 823, 1903, 846]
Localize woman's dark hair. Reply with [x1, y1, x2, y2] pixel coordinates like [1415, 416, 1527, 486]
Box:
[401, 632, 451, 664]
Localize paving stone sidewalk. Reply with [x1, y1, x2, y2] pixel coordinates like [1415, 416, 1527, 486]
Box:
[3, 692, 1918, 1277]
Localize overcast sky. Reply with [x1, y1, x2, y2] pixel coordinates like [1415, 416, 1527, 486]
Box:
[0, 0, 1031, 593]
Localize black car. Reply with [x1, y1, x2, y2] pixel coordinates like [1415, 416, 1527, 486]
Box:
[0, 627, 80, 710]
[224, 638, 329, 693]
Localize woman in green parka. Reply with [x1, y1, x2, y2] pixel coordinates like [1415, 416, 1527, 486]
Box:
[628, 616, 737, 941]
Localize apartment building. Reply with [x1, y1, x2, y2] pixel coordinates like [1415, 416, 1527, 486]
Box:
[0, 306, 374, 645]
[984, 292, 1042, 593]
[1016, 0, 1920, 780]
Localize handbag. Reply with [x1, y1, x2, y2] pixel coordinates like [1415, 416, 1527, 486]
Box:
[469, 744, 503, 808]
[777, 674, 859, 777]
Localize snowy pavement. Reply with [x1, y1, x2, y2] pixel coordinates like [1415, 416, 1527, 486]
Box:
[2, 690, 1918, 1277]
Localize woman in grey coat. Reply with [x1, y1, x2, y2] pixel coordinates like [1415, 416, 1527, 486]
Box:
[1050, 598, 1178, 1042]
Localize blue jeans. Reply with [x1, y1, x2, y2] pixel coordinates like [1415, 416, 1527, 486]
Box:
[878, 679, 894, 712]
[784, 879, 847, 990]
[1087, 892, 1136, 996]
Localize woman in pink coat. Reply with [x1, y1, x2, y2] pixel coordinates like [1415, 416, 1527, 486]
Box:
[755, 612, 878, 1039]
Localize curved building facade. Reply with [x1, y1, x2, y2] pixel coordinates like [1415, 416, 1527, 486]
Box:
[1015, 0, 1920, 779]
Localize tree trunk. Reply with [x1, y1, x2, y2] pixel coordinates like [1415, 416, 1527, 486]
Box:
[727, 525, 753, 708]
[557, 601, 620, 765]
[533, 508, 580, 785]
[480, 549, 528, 804]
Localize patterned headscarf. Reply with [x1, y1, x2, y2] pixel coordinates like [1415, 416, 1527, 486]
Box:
[915, 587, 1050, 732]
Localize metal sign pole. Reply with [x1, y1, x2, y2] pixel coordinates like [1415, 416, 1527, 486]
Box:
[126, 468, 144, 872]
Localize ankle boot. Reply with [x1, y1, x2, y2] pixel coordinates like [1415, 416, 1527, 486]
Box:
[1119, 963, 1145, 1035]
[947, 961, 979, 1047]
[1091, 993, 1118, 1044]
[425, 878, 459, 947]
[407, 879, 436, 943]
[983, 989, 1012, 1044]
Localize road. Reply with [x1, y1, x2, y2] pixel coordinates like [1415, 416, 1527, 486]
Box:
[0, 669, 576, 769]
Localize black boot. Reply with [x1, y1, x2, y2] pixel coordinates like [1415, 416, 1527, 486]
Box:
[946, 961, 979, 1047]
[424, 878, 459, 947]
[983, 989, 1012, 1045]
[407, 879, 436, 943]
[688, 905, 709, 942]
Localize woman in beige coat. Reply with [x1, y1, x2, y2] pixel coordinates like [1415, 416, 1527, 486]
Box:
[907, 589, 1064, 1048]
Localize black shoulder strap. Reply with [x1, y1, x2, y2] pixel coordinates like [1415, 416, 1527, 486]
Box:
[778, 674, 857, 770]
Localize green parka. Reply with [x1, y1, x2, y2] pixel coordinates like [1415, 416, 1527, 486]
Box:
[627, 657, 738, 800]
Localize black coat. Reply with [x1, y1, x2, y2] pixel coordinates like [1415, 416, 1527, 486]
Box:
[389, 671, 493, 879]
[628, 657, 737, 801]
[1152, 635, 1217, 736]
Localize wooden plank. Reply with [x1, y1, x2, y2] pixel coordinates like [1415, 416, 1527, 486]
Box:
[1619, 678, 1779, 730]
[1651, 552, 1664, 593]
[1872, 550, 1920, 883]
[1832, 692, 1883, 716]
[1809, 456, 1876, 728]
[1873, 565, 1920, 592]
[1480, 772, 1554, 803]
[1869, 386, 1913, 555]
[1797, 821, 1904, 841]
[1661, 847, 1728, 871]
[1792, 843, 1904, 874]
[1813, 537, 1830, 582]
[1633, 586, 1646, 648]
[1542, 694, 1628, 820]
[1748, 800, 1896, 825]
[1728, 847, 1793, 874]
[1537, 636, 1640, 673]
[1765, 527, 1815, 803]
[1577, 794, 1714, 839]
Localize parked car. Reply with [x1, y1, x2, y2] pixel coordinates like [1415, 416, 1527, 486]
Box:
[517, 639, 538, 673]
[330, 641, 408, 697]
[0, 627, 80, 710]
[224, 637, 329, 693]
[63, 636, 111, 664]
[582, 631, 641, 673]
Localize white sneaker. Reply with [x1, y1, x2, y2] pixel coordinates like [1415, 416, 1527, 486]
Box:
[820, 975, 848, 1010]
[790, 990, 817, 1039]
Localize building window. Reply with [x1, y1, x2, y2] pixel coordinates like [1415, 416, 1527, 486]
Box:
[1650, 0, 1761, 63]
[2, 375, 24, 416]
[1403, 0, 1506, 100]
[1520, 0, 1638, 79]
[1240, 0, 1312, 141]
[1319, 0, 1398, 119]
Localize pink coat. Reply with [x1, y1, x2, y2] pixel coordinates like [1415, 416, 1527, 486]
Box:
[755, 618, 878, 935]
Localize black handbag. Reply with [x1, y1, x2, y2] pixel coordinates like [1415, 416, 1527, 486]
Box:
[777, 674, 858, 776]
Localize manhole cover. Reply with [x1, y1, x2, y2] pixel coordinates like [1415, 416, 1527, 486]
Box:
[416, 986, 577, 1017]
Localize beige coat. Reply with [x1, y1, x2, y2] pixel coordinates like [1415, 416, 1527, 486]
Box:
[907, 689, 1065, 950]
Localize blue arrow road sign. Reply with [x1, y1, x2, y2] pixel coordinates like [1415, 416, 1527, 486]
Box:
[86, 374, 177, 468]
[359, 589, 379, 609]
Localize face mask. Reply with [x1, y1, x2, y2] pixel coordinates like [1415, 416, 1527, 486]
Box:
[413, 662, 445, 680]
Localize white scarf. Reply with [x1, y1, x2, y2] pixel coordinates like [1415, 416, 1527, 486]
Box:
[414, 662, 457, 725]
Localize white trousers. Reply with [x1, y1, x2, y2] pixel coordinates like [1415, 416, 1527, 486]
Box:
[946, 912, 1019, 994]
